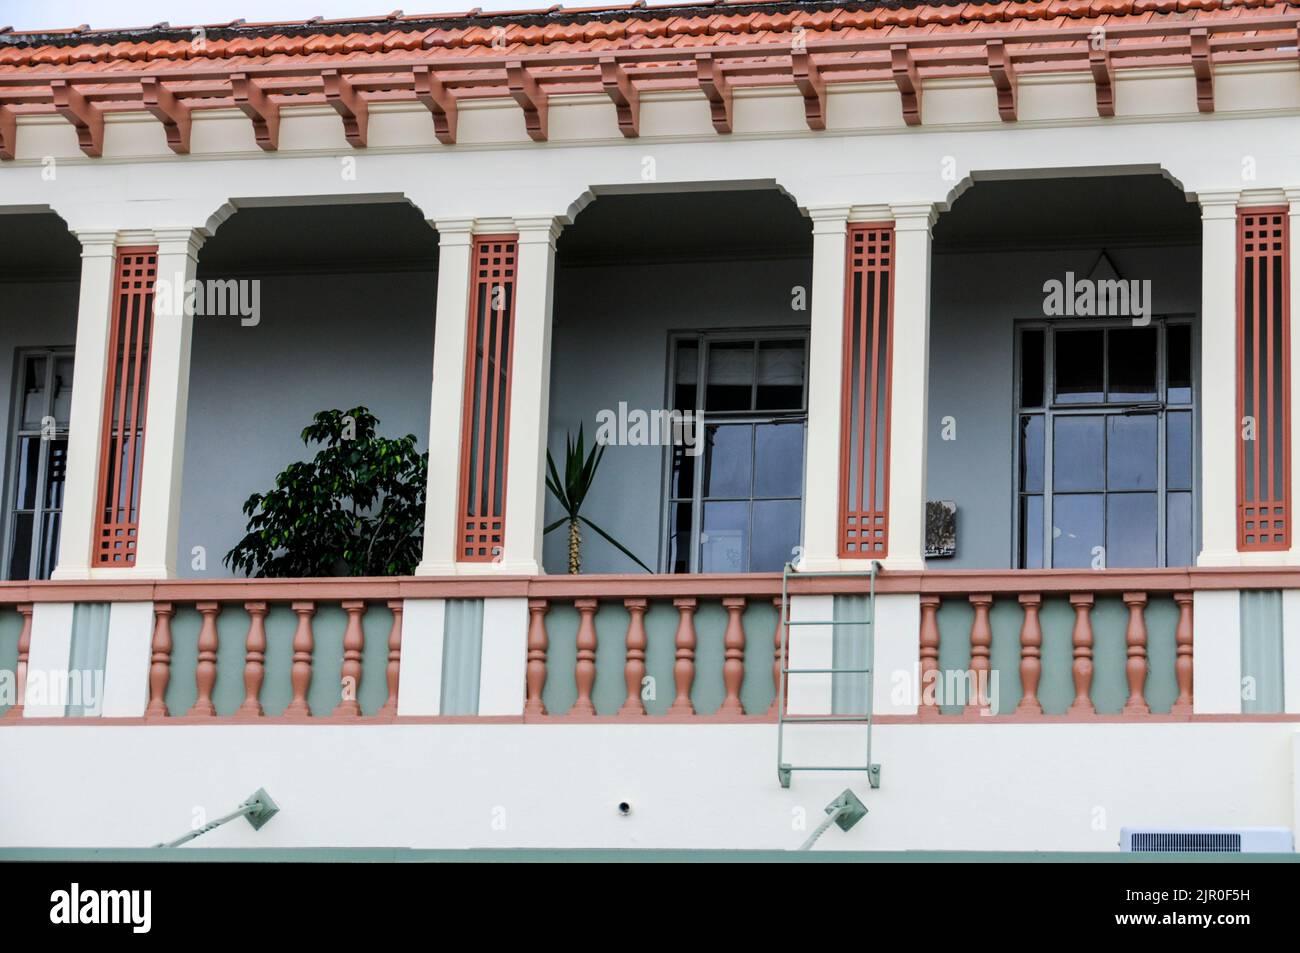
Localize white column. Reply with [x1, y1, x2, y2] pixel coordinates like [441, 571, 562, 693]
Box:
[52, 230, 119, 580]
[885, 203, 937, 571]
[1197, 191, 1241, 566]
[415, 219, 474, 575]
[799, 206, 850, 572]
[132, 228, 204, 578]
[499, 215, 562, 575]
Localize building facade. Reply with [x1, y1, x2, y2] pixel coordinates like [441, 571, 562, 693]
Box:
[0, 1, 1299, 852]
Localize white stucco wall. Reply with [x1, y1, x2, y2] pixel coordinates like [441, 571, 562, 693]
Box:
[1, 721, 1295, 851]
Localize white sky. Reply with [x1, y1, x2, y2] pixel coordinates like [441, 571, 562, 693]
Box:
[0, 0, 680, 32]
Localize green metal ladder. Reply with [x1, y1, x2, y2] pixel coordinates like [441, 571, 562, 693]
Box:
[776, 561, 881, 789]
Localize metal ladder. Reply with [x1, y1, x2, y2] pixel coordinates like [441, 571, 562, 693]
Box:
[776, 561, 881, 789]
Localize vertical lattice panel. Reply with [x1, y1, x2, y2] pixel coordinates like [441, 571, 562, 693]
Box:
[457, 235, 518, 561]
[1237, 208, 1291, 551]
[94, 246, 158, 566]
[838, 224, 894, 557]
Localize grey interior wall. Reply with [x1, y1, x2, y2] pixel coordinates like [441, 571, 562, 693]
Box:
[926, 244, 1201, 570]
[546, 257, 812, 575]
[178, 270, 435, 578]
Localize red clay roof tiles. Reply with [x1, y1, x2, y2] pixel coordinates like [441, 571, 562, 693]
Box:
[0, 0, 1296, 76]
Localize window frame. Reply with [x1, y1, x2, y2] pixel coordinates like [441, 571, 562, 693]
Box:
[660, 328, 810, 574]
[1012, 316, 1199, 569]
[3, 346, 74, 581]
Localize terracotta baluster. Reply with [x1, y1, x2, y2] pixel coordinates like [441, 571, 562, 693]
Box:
[4, 604, 33, 719]
[1067, 593, 1095, 715]
[1171, 591, 1194, 715]
[572, 598, 598, 716]
[667, 597, 698, 715]
[968, 594, 993, 713]
[145, 603, 175, 718]
[619, 598, 648, 716]
[719, 597, 747, 715]
[767, 596, 784, 716]
[236, 602, 268, 717]
[523, 598, 548, 716]
[378, 600, 404, 717]
[1122, 591, 1150, 714]
[284, 601, 316, 717]
[918, 595, 941, 715]
[1015, 594, 1043, 715]
[332, 600, 366, 716]
[186, 602, 221, 717]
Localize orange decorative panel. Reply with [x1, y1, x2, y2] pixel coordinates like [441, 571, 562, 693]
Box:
[93, 246, 158, 566]
[838, 224, 894, 558]
[456, 235, 518, 561]
[1237, 208, 1291, 551]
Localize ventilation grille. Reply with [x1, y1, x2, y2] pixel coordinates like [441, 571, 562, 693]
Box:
[1128, 831, 1241, 853]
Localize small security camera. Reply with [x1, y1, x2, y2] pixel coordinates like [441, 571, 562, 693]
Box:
[617, 801, 632, 817]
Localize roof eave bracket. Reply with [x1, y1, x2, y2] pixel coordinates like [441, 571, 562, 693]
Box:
[987, 39, 1017, 122]
[231, 72, 279, 151]
[600, 56, 639, 139]
[696, 52, 733, 134]
[507, 61, 548, 142]
[322, 68, 369, 147]
[51, 80, 104, 157]
[891, 44, 922, 127]
[413, 66, 457, 145]
[792, 50, 827, 131]
[141, 77, 191, 154]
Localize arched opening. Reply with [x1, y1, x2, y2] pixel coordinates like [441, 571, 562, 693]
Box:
[547, 188, 812, 575]
[180, 200, 437, 578]
[928, 172, 1203, 570]
[0, 210, 82, 581]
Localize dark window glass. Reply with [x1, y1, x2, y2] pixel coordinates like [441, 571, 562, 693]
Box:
[14, 437, 39, 510]
[673, 343, 698, 411]
[1053, 416, 1105, 491]
[1020, 495, 1043, 569]
[1107, 414, 1157, 491]
[705, 341, 754, 411]
[1167, 492, 1193, 567]
[1167, 324, 1192, 405]
[1167, 411, 1192, 490]
[7, 513, 33, 581]
[701, 424, 752, 498]
[700, 501, 748, 572]
[1107, 327, 1157, 402]
[1019, 415, 1044, 493]
[44, 439, 68, 510]
[667, 501, 693, 573]
[37, 512, 60, 580]
[754, 423, 803, 498]
[755, 340, 806, 410]
[20, 356, 47, 429]
[1052, 494, 1103, 568]
[669, 444, 694, 498]
[1020, 329, 1044, 407]
[1107, 493, 1158, 568]
[751, 499, 801, 572]
[1055, 329, 1104, 403]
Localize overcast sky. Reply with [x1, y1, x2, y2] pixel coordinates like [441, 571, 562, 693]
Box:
[1, 0, 653, 32]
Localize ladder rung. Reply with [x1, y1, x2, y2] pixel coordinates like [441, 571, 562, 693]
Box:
[780, 715, 873, 723]
[783, 667, 871, 674]
[781, 765, 874, 772]
[782, 619, 872, 627]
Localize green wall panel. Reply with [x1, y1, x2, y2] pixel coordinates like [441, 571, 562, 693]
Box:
[0, 606, 24, 715]
[591, 602, 629, 716]
[641, 602, 677, 716]
[441, 598, 483, 716]
[259, 606, 296, 717]
[1037, 597, 1075, 714]
[1143, 597, 1179, 714]
[212, 606, 248, 716]
[541, 603, 578, 715]
[1241, 590, 1284, 714]
[740, 600, 778, 716]
[359, 605, 394, 716]
[1089, 596, 1127, 715]
[936, 599, 973, 714]
[689, 600, 726, 716]
[163, 607, 200, 716]
[305, 604, 346, 716]
[987, 597, 1022, 717]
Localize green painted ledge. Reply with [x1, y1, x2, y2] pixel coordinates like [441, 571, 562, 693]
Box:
[1, 848, 1296, 863]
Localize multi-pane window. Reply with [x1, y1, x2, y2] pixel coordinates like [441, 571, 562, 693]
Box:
[4, 349, 74, 580]
[1017, 321, 1194, 569]
[665, 333, 807, 573]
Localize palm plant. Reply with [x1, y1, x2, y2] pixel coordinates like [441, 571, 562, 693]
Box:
[545, 426, 652, 574]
